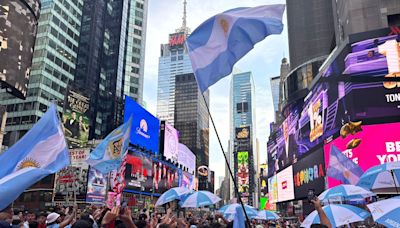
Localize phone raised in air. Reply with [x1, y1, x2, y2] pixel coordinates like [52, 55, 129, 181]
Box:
[308, 189, 316, 203]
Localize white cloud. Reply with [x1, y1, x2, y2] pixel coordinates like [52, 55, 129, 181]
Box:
[143, 0, 289, 189]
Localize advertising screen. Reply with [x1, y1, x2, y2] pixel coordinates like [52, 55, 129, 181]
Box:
[86, 167, 107, 203]
[267, 137, 278, 177]
[293, 149, 326, 199]
[237, 151, 249, 196]
[235, 126, 251, 151]
[125, 154, 153, 192]
[178, 143, 196, 174]
[260, 166, 268, 197]
[63, 90, 90, 149]
[277, 166, 295, 202]
[324, 122, 400, 187]
[152, 161, 179, 194]
[169, 32, 186, 48]
[124, 96, 160, 154]
[0, 0, 39, 99]
[268, 175, 278, 203]
[69, 148, 90, 167]
[180, 171, 193, 189]
[53, 166, 88, 202]
[163, 123, 179, 163]
[260, 196, 276, 211]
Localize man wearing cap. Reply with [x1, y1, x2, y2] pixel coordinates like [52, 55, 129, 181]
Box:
[46, 206, 76, 228]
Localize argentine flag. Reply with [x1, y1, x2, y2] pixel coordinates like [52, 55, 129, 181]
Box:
[186, 4, 285, 93]
[86, 117, 132, 174]
[0, 105, 69, 210]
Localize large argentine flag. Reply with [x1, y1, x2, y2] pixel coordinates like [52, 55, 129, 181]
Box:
[186, 4, 285, 93]
[86, 117, 132, 174]
[0, 105, 69, 210]
[327, 145, 364, 185]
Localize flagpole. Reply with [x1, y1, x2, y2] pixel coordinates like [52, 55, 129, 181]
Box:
[200, 93, 251, 227]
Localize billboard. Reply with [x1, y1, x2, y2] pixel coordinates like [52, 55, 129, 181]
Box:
[260, 196, 276, 211]
[53, 166, 88, 202]
[178, 143, 196, 174]
[180, 171, 193, 189]
[69, 148, 90, 167]
[86, 167, 107, 203]
[153, 161, 179, 194]
[267, 137, 278, 177]
[63, 90, 90, 149]
[125, 154, 153, 193]
[293, 149, 325, 199]
[235, 126, 251, 150]
[0, 0, 40, 99]
[260, 165, 268, 198]
[163, 123, 179, 163]
[324, 122, 400, 187]
[169, 32, 186, 48]
[268, 175, 278, 204]
[237, 151, 249, 196]
[124, 96, 160, 154]
[277, 166, 294, 202]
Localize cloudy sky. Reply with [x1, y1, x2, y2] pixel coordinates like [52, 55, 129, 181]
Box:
[143, 0, 289, 189]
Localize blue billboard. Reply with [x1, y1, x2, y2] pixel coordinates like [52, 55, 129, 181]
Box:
[124, 96, 160, 154]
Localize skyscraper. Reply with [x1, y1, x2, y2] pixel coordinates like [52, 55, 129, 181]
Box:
[286, 0, 336, 70]
[73, 0, 148, 139]
[174, 73, 209, 168]
[156, 0, 192, 126]
[229, 71, 256, 206]
[270, 76, 280, 119]
[0, 0, 83, 146]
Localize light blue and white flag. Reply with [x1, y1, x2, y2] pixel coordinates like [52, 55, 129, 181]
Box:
[327, 145, 364, 185]
[0, 105, 69, 210]
[86, 117, 132, 174]
[186, 4, 285, 93]
[233, 205, 246, 228]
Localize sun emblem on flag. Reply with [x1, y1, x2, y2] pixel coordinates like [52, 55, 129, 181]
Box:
[17, 158, 40, 170]
[108, 138, 123, 159]
[220, 19, 229, 36]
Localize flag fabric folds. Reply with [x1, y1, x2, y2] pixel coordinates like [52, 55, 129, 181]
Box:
[327, 145, 364, 185]
[233, 205, 246, 228]
[86, 117, 132, 174]
[0, 105, 69, 210]
[186, 4, 285, 93]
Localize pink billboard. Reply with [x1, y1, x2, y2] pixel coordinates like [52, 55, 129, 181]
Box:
[324, 122, 400, 187]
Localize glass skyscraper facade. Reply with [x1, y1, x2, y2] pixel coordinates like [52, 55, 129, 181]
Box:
[74, 0, 148, 139]
[0, 0, 83, 145]
[229, 71, 257, 205]
[156, 32, 192, 126]
[174, 73, 209, 168]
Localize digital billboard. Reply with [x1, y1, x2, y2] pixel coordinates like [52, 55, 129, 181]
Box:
[324, 122, 400, 187]
[277, 166, 294, 202]
[69, 148, 90, 167]
[268, 175, 278, 204]
[53, 166, 88, 202]
[180, 171, 193, 189]
[124, 96, 160, 154]
[260, 196, 276, 211]
[63, 90, 90, 149]
[153, 161, 179, 194]
[162, 122, 179, 162]
[125, 154, 153, 192]
[267, 137, 278, 177]
[86, 167, 107, 203]
[178, 143, 196, 174]
[0, 0, 40, 99]
[237, 151, 249, 196]
[293, 149, 325, 199]
[169, 32, 186, 49]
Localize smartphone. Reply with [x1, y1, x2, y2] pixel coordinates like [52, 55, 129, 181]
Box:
[120, 201, 128, 214]
[307, 189, 316, 203]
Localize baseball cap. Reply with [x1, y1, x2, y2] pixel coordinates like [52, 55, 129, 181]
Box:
[46, 213, 60, 224]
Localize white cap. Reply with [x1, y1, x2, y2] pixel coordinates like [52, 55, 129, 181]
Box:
[46, 213, 60, 224]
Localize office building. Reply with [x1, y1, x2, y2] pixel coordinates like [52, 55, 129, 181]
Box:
[0, 0, 83, 146]
[332, 0, 400, 45]
[174, 72, 209, 167]
[156, 0, 192, 126]
[270, 76, 280, 121]
[286, 0, 336, 70]
[73, 0, 148, 139]
[229, 71, 257, 206]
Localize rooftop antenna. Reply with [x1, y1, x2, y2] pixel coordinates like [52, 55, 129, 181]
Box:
[177, 0, 191, 34]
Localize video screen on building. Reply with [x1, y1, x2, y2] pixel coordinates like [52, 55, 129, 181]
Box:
[237, 151, 249, 196]
[86, 167, 107, 203]
[324, 122, 400, 188]
[0, 0, 40, 99]
[125, 153, 153, 193]
[152, 160, 179, 194]
[293, 148, 325, 199]
[178, 143, 196, 174]
[124, 96, 160, 154]
[63, 90, 90, 149]
[268, 175, 278, 204]
[162, 122, 179, 163]
[277, 165, 294, 202]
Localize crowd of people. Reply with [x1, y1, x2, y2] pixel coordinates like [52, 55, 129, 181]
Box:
[0, 199, 331, 228]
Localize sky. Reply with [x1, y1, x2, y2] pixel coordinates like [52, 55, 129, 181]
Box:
[143, 0, 289, 189]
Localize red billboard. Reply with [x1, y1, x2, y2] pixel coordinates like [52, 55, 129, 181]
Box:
[169, 32, 186, 48]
